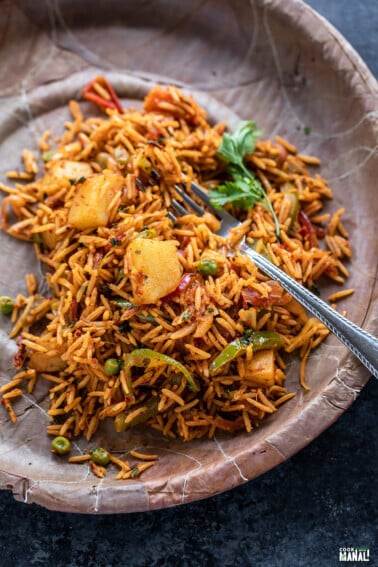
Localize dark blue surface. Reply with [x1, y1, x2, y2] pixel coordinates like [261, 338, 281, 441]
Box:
[0, 2, 377, 566]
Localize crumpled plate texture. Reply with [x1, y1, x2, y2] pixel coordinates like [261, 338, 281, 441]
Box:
[0, 0, 377, 513]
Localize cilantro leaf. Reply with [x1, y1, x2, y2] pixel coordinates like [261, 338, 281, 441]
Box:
[210, 120, 281, 237]
[208, 182, 258, 210]
[208, 173, 265, 210]
[227, 167, 263, 197]
[217, 121, 262, 166]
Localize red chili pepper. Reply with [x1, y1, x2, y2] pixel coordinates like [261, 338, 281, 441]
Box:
[161, 273, 195, 302]
[299, 210, 318, 248]
[82, 76, 123, 113]
[315, 226, 326, 238]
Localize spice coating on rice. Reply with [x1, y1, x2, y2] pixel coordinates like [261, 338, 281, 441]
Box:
[0, 81, 352, 476]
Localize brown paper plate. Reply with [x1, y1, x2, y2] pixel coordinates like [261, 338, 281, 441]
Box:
[0, 0, 377, 513]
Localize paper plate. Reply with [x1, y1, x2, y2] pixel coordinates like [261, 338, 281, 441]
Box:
[0, 0, 377, 513]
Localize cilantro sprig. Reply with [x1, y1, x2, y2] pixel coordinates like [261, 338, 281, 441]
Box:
[209, 121, 280, 237]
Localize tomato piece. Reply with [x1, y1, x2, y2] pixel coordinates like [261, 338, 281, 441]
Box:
[241, 280, 291, 307]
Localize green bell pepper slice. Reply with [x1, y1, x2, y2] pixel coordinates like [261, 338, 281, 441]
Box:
[210, 330, 284, 373]
[282, 183, 299, 228]
[127, 348, 199, 392]
[114, 396, 160, 432]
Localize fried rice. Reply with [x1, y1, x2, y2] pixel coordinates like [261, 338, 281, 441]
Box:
[0, 79, 352, 478]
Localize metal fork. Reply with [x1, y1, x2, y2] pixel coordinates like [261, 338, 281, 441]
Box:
[170, 181, 378, 379]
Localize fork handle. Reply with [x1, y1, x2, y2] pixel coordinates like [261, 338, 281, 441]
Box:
[240, 242, 378, 379]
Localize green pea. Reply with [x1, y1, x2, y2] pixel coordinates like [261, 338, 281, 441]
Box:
[197, 258, 218, 277]
[41, 150, 56, 163]
[0, 296, 14, 316]
[114, 147, 128, 166]
[104, 358, 122, 376]
[96, 152, 116, 169]
[51, 436, 71, 455]
[90, 447, 110, 466]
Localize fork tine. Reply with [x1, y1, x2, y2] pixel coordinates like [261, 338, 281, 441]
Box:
[171, 199, 189, 217]
[190, 180, 240, 230]
[170, 180, 239, 236]
[189, 181, 213, 209]
[167, 210, 177, 222]
[174, 184, 206, 216]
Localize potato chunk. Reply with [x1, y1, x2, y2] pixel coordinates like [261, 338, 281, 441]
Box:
[29, 351, 67, 372]
[36, 160, 94, 197]
[68, 171, 124, 230]
[128, 238, 183, 305]
[49, 160, 93, 182]
[244, 349, 275, 387]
